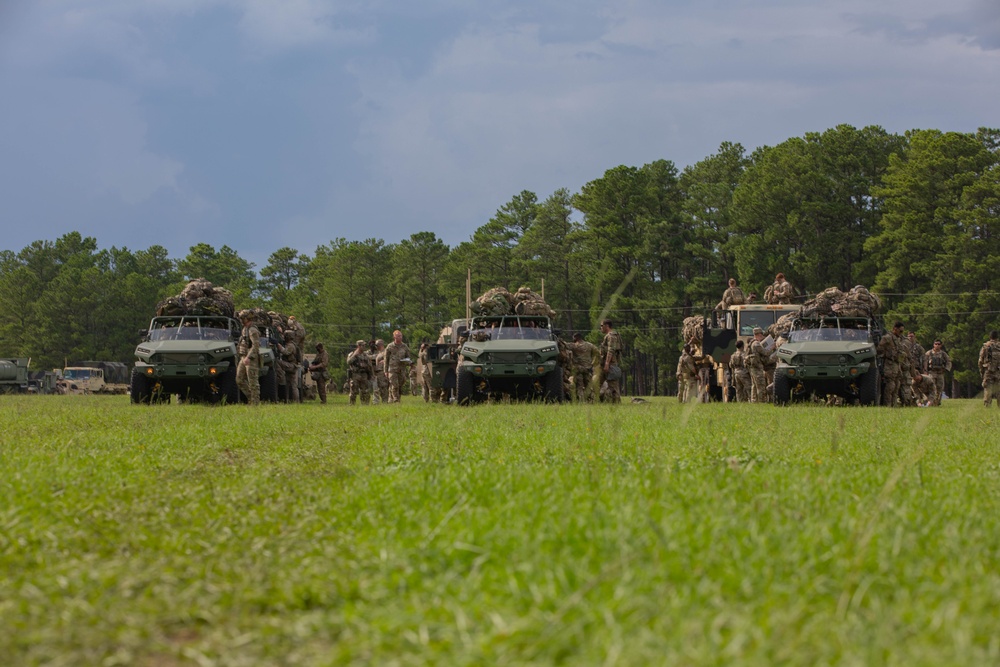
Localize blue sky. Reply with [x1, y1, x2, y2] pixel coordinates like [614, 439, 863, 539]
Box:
[1, 0, 997, 271]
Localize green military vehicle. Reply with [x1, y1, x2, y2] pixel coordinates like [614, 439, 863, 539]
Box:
[772, 314, 884, 405]
[425, 318, 470, 400]
[0, 358, 31, 394]
[131, 315, 277, 404]
[455, 314, 563, 404]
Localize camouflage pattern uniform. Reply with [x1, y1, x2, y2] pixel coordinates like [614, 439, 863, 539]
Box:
[236, 314, 261, 406]
[978, 336, 1000, 407]
[347, 341, 374, 405]
[419, 344, 434, 402]
[908, 334, 926, 373]
[729, 345, 751, 403]
[924, 344, 951, 406]
[373, 341, 389, 404]
[570, 339, 598, 402]
[715, 280, 746, 311]
[897, 335, 916, 406]
[310, 344, 330, 404]
[912, 373, 935, 406]
[409, 362, 420, 396]
[676, 348, 698, 403]
[769, 276, 793, 304]
[747, 329, 768, 403]
[599, 321, 624, 404]
[384, 336, 411, 403]
[280, 333, 300, 403]
[878, 327, 904, 407]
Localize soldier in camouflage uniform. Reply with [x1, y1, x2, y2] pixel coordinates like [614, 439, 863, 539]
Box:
[715, 277, 746, 311]
[384, 330, 412, 404]
[409, 359, 420, 396]
[897, 332, 916, 407]
[599, 319, 623, 404]
[418, 343, 434, 402]
[924, 340, 951, 406]
[676, 345, 698, 403]
[878, 321, 905, 407]
[280, 330, 300, 403]
[235, 310, 261, 406]
[747, 327, 769, 403]
[767, 273, 794, 305]
[729, 340, 752, 403]
[907, 332, 926, 373]
[373, 339, 389, 404]
[570, 333, 598, 402]
[347, 339, 374, 405]
[912, 373, 935, 406]
[309, 342, 330, 404]
[979, 331, 1000, 407]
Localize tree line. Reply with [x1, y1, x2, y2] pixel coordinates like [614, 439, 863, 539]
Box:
[2, 124, 998, 396]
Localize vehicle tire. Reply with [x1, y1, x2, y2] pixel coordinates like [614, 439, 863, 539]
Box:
[773, 373, 791, 406]
[211, 365, 240, 405]
[543, 366, 564, 403]
[260, 364, 278, 402]
[130, 370, 151, 404]
[858, 366, 879, 406]
[456, 369, 475, 406]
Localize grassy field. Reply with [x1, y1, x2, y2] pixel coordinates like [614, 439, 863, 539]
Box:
[2, 395, 999, 666]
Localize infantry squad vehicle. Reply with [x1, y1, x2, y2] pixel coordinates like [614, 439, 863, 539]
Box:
[131, 315, 277, 404]
[455, 314, 563, 404]
[772, 315, 884, 405]
[425, 318, 470, 400]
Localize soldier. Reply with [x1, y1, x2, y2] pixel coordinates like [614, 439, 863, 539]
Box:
[912, 373, 935, 406]
[897, 331, 916, 407]
[235, 310, 261, 406]
[372, 339, 389, 404]
[599, 319, 623, 404]
[347, 339, 374, 405]
[408, 357, 420, 396]
[384, 330, 412, 403]
[280, 330, 300, 403]
[924, 340, 951, 406]
[979, 331, 1000, 407]
[767, 273, 794, 304]
[746, 327, 769, 403]
[907, 331, 926, 374]
[878, 321, 906, 407]
[309, 342, 330, 404]
[418, 343, 434, 402]
[676, 345, 698, 403]
[729, 340, 752, 403]
[570, 333, 599, 402]
[715, 277, 746, 311]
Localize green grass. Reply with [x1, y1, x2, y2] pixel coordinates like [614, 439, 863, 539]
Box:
[2, 395, 1000, 666]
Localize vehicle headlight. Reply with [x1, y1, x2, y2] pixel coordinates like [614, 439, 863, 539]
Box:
[540, 345, 557, 354]
[136, 347, 151, 355]
[464, 346, 480, 354]
[213, 347, 230, 354]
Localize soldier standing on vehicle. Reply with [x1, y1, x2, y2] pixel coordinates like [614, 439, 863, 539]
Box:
[599, 319, 623, 404]
[384, 330, 411, 404]
[715, 277, 746, 311]
[979, 331, 1000, 407]
[747, 327, 769, 403]
[924, 340, 951, 406]
[766, 273, 794, 305]
[347, 339, 374, 405]
[676, 345, 698, 403]
[729, 340, 752, 402]
[570, 333, 599, 402]
[309, 342, 330, 404]
[236, 310, 261, 406]
[878, 321, 905, 407]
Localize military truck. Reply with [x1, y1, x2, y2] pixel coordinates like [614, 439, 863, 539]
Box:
[772, 314, 884, 405]
[59, 361, 130, 394]
[425, 318, 470, 400]
[455, 314, 563, 404]
[131, 314, 277, 404]
[698, 304, 802, 401]
[0, 358, 31, 394]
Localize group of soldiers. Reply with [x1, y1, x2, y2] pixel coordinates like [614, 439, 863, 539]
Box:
[336, 318, 625, 405]
[235, 309, 308, 406]
[877, 321, 952, 407]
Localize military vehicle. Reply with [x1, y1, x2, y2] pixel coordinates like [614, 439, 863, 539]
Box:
[426, 318, 470, 400]
[59, 361, 130, 394]
[772, 314, 884, 405]
[698, 303, 802, 401]
[131, 314, 277, 404]
[0, 358, 31, 394]
[455, 314, 563, 404]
